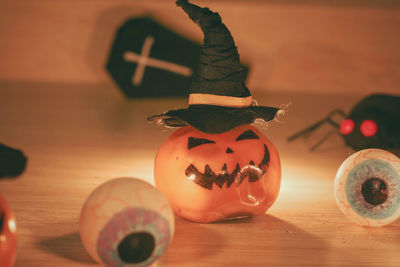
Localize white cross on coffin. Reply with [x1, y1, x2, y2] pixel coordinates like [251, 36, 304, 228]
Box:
[123, 36, 193, 86]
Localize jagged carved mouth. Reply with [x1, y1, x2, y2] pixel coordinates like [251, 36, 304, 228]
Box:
[185, 144, 270, 190]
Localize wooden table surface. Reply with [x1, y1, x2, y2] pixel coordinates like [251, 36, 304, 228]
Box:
[1, 81, 400, 266]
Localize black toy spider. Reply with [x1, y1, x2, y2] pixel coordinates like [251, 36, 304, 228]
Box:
[288, 94, 400, 155]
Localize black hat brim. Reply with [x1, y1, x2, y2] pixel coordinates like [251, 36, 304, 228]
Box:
[148, 105, 280, 133]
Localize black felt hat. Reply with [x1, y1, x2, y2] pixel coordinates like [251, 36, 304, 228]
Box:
[148, 0, 281, 133]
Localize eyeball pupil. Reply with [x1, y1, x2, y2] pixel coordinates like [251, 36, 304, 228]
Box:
[361, 178, 388, 206]
[117, 232, 155, 263]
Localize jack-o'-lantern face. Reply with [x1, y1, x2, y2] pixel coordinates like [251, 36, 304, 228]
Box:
[154, 125, 281, 223]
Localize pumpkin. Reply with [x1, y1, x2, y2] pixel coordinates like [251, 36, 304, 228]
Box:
[0, 195, 17, 267]
[154, 124, 281, 223]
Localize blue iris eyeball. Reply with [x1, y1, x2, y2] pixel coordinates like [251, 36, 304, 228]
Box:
[334, 149, 400, 226]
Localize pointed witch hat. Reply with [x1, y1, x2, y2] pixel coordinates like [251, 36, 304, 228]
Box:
[148, 0, 281, 134]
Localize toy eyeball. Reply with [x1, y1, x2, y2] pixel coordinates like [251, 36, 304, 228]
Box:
[0, 195, 17, 267]
[79, 177, 174, 267]
[154, 125, 281, 223]
[334, 149, 400, 226]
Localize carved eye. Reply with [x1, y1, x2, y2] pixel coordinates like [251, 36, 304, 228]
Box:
[235, 130, 260, 141]
[188, 137, 215, 150]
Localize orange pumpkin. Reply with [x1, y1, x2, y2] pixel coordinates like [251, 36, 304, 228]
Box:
[0, 195, 17, 267]
[154, 124, 281, 223]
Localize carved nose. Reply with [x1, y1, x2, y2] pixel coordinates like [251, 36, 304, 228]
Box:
[226, 147, 234, 154]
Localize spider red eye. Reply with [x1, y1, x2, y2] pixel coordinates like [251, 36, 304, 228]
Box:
[340, 119, 354, 135]
[360, 120, 378, 137]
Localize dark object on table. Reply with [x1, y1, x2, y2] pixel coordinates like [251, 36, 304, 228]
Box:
[288, 94, 400, 154]
[0, 144, 27, 178]
[106, 16, 249, 98]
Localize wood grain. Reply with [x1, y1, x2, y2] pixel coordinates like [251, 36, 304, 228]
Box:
[1, 81, 400, 266]
[0, 1, 400, 94]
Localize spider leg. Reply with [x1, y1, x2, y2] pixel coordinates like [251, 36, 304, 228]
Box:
[310, 129, 339, 151]
[332, 109, 347, 118]
[287, 109, 347, 142]
[287, 118, 326, 141]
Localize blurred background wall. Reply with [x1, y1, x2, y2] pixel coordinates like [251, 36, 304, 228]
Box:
[0, 0, 399, 95]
